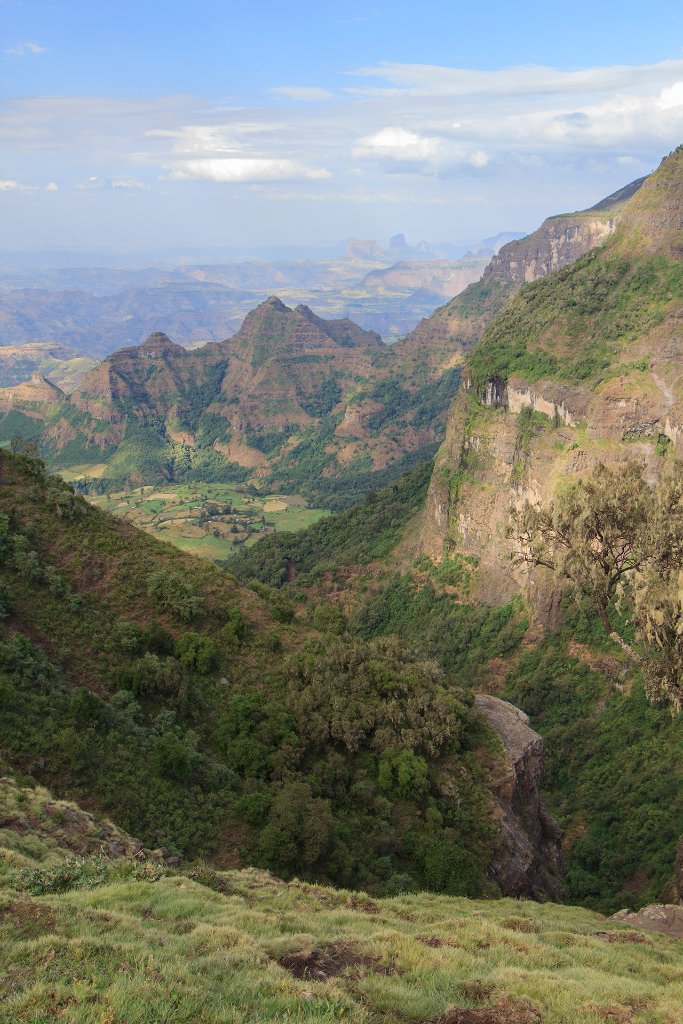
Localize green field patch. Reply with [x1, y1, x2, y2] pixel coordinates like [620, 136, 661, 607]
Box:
[81, 481, 332, 562]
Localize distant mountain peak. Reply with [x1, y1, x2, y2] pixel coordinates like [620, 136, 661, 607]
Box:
[138, 331, 184, 353]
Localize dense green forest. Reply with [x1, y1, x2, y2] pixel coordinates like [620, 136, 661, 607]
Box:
[228, 462, 683, 912]
[0, 449, 503, 897]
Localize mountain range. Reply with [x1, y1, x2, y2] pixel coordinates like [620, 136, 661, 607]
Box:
[2, 148, 683, 1021]
[0, 176, 648, 509]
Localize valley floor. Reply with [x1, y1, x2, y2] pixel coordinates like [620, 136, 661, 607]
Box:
[76, 482, 331, 561]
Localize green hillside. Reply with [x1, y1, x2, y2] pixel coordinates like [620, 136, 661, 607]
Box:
[0, 448, 504, 897]
[2, 773, 682, 1024]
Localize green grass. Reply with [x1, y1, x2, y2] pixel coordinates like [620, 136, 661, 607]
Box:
[468, 252, 683, 389]
[1, 776, 681, 1024]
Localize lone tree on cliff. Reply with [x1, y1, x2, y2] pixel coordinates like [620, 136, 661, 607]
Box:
[512, 460, 683, 711]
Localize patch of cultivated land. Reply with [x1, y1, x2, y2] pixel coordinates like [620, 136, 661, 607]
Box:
[83, 482, 331, 560]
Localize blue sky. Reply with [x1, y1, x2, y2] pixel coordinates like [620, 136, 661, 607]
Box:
[2, 0, 683, 253]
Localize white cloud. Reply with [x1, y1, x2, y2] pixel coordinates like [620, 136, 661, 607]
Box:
[168, 158, 331, 183]
[354, 127, 439, 162]
[45, 182, 58, 190]
[112, 178, 148, 189]
[468, 149, 489, 168]
[269, 86, 334, 101]
[659, 82, 683, 110]
[76, 176, 110, 191]
[347, 59, 683, 98]
[147, 125, 241, 155]
[0, 178, 34, 191]
[5, 41, 46, 57]
[75, 175, 149, 191]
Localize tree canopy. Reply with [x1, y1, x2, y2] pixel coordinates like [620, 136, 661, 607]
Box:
[512, 460, 683, 710]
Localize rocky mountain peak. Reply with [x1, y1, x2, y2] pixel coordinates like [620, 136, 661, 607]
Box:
[227, 295, 382, 364]
[137, 331, 184, 356]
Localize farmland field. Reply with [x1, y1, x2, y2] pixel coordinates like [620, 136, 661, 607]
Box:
[83, 482, 331, 560]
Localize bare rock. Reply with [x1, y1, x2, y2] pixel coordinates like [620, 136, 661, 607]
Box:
[476, 694, 564, 901]
[611, 904, 683, 940]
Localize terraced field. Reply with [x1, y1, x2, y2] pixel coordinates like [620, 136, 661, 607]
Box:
[84, 482, 331, 560]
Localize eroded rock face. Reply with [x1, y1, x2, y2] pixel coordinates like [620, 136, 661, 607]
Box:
[476, 694, 564, 901]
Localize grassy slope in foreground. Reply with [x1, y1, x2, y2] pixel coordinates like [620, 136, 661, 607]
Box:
[1, 776, 682, 1024]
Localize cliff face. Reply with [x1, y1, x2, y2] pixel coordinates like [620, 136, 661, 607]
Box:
[483, 176, 646, 286]
[416, 150, 683, 610]
[394, 177, 646, 378]
[476, 694, 563, 900]
[0, 371, 65, 408]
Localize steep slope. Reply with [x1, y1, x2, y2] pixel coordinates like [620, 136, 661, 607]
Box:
[402, 146, 683, 912]
[2, 784, 679, 1024]
[396, 175, 647, 378]
[0, 447, 565, 899]
[418, 149, 682, 598]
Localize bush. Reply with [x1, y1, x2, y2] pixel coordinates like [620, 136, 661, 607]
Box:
[175, 632, 219, 674]
[147, 570, 203, 623]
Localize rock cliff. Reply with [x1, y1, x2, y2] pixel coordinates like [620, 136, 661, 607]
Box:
[476, 694, 564, 900]
[415, 149, 683, 610]
[483, 176, 646, 286]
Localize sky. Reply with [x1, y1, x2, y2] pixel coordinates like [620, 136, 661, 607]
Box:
[2, 0, 683, 256]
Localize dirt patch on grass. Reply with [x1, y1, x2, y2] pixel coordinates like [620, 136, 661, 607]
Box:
[433, 998, 543, 1024]
[278, 942, 395, 981]
[502, 917, 542, 933]
[416, 935, 462, 949]
[0, 898, 57, 938]
[592, 930, 649, 944]
[582, 1004, 642, 1023]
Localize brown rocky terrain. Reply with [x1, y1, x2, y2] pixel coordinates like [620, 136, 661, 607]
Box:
[395, 175, 647, 379]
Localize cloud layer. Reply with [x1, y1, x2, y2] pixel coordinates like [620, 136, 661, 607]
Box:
[1, 58, 682, 246]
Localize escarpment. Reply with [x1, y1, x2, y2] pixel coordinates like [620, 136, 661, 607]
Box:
[416, 148, 683, 611]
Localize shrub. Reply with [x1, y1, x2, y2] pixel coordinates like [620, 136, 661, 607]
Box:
[175, 632, 219, 675]
[147, 570, 203, 623]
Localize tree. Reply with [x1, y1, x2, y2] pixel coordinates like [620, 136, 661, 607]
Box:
[512, 461, 683, 710]
[147, 570, 203, 623]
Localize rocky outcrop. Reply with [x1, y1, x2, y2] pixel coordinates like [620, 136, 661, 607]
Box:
[393, 177, 645, 377]
[610, 905, 683, 939]
[0, 371, 65, 408]
[476, 694, 564, 901]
